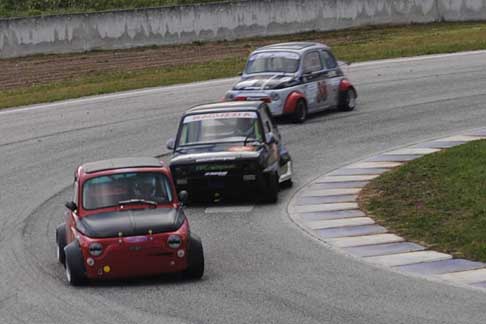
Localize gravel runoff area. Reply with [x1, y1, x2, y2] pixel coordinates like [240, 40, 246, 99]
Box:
[288, 128, 486, 292]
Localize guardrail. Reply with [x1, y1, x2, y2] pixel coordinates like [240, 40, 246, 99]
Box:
[1, 0, 485, 59]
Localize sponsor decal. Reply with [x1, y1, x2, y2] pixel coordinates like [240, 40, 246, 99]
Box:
[195, 157, 237, 162]
[205, 171, 228, 177]
[196, 164, 237, 171]
[124, 236, 148, 243]
[317, 81, 328, 103]
[184, 112, 257, 123]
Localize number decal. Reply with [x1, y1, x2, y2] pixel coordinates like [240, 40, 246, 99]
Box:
[316, 81, 328, 103]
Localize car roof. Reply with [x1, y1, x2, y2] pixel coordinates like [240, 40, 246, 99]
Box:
[254, 42, 328, 53]
[80, 157, 164, 174]
[185, 101, 262, 115]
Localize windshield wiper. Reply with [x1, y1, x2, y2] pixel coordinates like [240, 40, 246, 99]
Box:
[118, 199, 157, 208]
[243, 134, 262, 146]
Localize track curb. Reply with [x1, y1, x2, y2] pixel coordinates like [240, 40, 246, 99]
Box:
[288, 127, 486, 291]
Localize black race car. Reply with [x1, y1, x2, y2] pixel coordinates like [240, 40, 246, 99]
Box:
[166, 101, 292, 203]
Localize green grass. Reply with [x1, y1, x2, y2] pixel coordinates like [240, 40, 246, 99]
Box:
[2, 22, 486, 109]
[0, 0, 222, 18]
[0, 57, 245, 108]
[361, 140, 486, 262]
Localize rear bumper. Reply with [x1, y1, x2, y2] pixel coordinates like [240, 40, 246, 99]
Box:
[175, 173, 269, 201]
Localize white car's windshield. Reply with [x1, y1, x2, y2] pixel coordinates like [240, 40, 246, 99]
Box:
[178, 111, 263, 146]
[245, 51, 300, 74]
[82, 172, 173, 210]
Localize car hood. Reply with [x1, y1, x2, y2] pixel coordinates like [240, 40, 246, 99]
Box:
[233, 74, 297, 90]
[170, 143, 261, 166]
[77, 208, 184, 238]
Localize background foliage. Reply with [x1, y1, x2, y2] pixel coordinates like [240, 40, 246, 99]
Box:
[0, 0, 224, 17]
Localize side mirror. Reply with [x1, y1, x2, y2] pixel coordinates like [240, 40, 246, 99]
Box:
[65, 201, 77, 212]
[178, 190, 189, 205]
[166, 138, 175, 151]
[265, 132, 277, 144]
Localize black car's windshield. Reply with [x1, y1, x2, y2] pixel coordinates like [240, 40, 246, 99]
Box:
[82, 172, 173, 210]
[245, 51, 300, 74]
[178, 111, 263, 146]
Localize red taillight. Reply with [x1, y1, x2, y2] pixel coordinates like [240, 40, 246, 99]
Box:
[234, 96, 247, 101]
[340, 79, 351, 91]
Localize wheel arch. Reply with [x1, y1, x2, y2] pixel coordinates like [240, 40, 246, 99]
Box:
[283, 91, 307, 115]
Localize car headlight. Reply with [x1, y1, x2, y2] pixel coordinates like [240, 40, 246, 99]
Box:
[225, 92, 235, 101]
[89, 242, 103, 257]
[270, 92, 280, 101]
[167, 235, 182, 249]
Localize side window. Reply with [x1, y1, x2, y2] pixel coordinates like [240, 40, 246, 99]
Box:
[73, 180, 78, 205]
[259, 108, 272, 134]
[320, 50, 337, 69]
[303, 51, 322, 73]
[264, 105, 278, 130]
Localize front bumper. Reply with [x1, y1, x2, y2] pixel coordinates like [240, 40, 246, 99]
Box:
[225, 90, 286, 116]
[80, 231, 189, 280]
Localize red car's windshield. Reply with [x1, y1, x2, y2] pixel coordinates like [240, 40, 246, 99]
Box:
[82, 172, 173, 210]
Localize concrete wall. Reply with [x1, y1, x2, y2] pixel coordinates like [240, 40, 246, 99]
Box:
[0, 0, 485, 59]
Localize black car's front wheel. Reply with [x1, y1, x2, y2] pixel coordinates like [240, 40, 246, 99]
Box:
[261, 172, 279, 203]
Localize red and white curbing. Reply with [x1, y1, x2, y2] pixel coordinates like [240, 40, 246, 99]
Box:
[289, 128, 486, 291]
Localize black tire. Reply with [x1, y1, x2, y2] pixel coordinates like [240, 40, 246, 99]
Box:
[338, 88, 357, 112]
[56, 224, 67, 265]
[184, 234, 204, 280]
[280, 178, 293, 189]
[64, 241, 87, 286]
[262, 172, 279, 203]
[292, 99, 308, 123]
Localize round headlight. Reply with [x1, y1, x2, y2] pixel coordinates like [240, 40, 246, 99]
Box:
[88, 242, 103, 257]
[225, 93, 235, 101]
[270, 92, 280, 101]
[167, 235, 182, 249]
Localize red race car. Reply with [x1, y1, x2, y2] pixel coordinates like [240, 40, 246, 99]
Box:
[56, 157, 204, 285]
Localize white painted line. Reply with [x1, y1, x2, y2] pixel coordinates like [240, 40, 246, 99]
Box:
[365, 251, 451, 267]
[316, 175, 379, 183]
[384, 148, 440, 155]
[439, 135, 485, 142]
[306, 217, 375, 230]
[353, 50, 486, 68]
[205, 205, 254, 214]
[293, 203, 358, 213]
[301, 188, 361, 197]
[0, 77, 238, 116]
[346, 162, 403, 169]
[437, 268, 486, 284]
[326, 234, 404, 248]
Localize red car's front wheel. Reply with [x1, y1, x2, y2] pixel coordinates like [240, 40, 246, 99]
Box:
[184, 234, 204, 280]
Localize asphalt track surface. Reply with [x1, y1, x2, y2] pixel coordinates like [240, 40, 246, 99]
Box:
[1, 51, 486, 324]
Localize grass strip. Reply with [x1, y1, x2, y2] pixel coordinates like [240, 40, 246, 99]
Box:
[0, 57, 245, 108]
[2, 22, 486, 109]
[360, 140, 486, 262]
